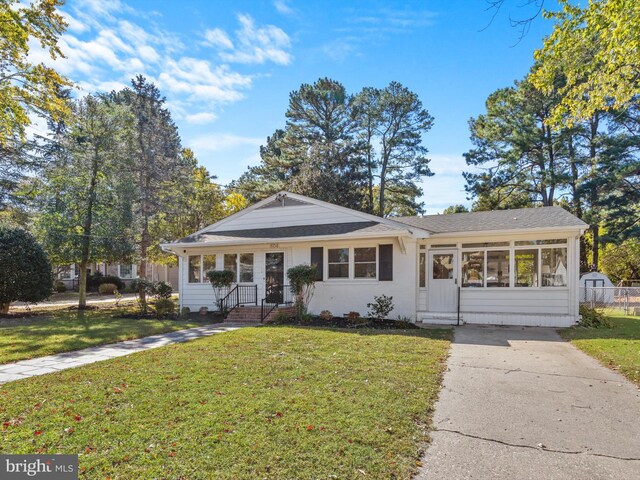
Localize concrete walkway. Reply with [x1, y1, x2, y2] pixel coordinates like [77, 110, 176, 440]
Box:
[418, 326, 640, 480]
[0, 323, 252, 385]
[11, 294, 138, 309]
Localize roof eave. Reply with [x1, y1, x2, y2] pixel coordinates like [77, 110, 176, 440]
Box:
[426, 225, 588, 238]
[160, 229, 414, 251]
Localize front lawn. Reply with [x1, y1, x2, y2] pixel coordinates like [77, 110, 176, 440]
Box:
[560, 314, 640, 386]
[0, 326, 450, 479]
[0, 307, 212, 364]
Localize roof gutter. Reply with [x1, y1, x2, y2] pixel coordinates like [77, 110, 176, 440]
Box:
[160, 229, 415, 251]
[426, 225, 588, 238]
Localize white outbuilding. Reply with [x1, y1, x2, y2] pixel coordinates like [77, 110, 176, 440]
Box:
[579, 271, 615, 304]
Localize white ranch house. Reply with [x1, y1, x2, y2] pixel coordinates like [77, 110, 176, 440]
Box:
[161, 192, 587, 327]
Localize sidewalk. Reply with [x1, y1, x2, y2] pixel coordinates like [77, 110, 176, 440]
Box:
[11, 294, 138, 309]
[0, 323, 252, 385]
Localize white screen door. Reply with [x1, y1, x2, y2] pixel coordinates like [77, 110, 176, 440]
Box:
[428, 250, 458, 312]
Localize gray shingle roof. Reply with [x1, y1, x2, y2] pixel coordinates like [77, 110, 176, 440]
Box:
[177, 221, 401, 243]
[394, 206, 587, 234]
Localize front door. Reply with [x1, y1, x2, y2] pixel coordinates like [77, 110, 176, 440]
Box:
[428, 250, 458, 312]
[265, 252, 285, 303]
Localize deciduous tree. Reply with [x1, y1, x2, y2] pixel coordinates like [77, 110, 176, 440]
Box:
[34, 94, 136, 308]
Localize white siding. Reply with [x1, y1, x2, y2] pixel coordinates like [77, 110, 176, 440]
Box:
[178, 237, 417, 320]
[463, 312, 576, 327]
[460, 289, 569, 315]
[177, 224, 583, 326]
[214, 204, 363, 231]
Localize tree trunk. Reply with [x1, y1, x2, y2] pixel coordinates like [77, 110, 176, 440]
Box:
[588, 112, 600, 270]
[138, 218, 149, 311]
[568, 134, 588, 272]
[78, 145, 100, 309]
[591, 224, 600, 270]
[0, 302, 9, 314]
[78, 261, 88, 308]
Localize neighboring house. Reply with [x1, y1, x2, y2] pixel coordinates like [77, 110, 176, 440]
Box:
[55, 262, 179, 292]
[161, 192, 587, 327]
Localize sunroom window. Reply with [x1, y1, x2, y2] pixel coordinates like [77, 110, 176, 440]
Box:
[515, 249, 538, 287]
[542, 248, 567, 287]
[486, 250, 510, 287]
[462, 251, 484, 287]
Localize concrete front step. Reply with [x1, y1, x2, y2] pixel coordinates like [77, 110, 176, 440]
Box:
[417, 312, 463, 325]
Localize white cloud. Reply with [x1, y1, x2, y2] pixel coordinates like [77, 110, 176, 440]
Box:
[31, 1, 291, 123]
[274, 0, 295, 16]
[62, 12, 88, 33]
[189, 133, 263, 153]
[202, 14, 292, 66]
[185, 112, 218, 124]
[157, 58, 252, 103]
[202, 28, 234, 49]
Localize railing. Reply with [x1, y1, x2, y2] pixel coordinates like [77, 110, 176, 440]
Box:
[260, 284, 294, 322]
[220, 284, 258, 315]
[579, 287, 640, 315]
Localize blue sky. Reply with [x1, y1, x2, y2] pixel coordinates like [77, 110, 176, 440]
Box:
[34, 0, 557, 214]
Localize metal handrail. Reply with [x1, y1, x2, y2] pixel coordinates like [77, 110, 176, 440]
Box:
[260, 284, 294, 322]
[220, 284, 258, 315]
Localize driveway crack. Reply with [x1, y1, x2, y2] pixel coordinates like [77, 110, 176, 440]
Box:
[436, 428, 640, 461]
[448, 363, 625, 384]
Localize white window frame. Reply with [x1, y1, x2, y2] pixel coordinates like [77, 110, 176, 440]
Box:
[224, 252, 255, 284]
[325, 246, 379, 281]
[187, 254, 219, 284]
[118, 264, 135, 279]
[456, 239, 568, 290]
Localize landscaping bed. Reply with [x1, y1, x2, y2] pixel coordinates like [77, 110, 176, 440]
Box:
[0, 326, 451, 479]
[268, 314, 420, 329]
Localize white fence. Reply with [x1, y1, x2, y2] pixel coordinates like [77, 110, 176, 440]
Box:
[579, 287, 640, 315]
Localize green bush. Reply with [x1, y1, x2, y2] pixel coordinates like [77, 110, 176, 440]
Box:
[54, 281, 67, 293]
[98, 283, 118, 295]
[180, 306, 191, 317]
[155, 298, 176, 317]
[367, 295, 394, 320]
[151, 280, 173, 299]
[206, 270, 235, 310]
[287, 264, 318, 317]
[0, 227, 53, 313]
[578, 305, 612, 328]
[88, 273, 125, 292]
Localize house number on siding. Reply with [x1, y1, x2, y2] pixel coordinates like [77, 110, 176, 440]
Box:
[269, 243, 279, 248]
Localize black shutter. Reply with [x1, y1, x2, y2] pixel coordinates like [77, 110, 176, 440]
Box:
[310, 247, 323, 281]
[379, 244, 393, 281]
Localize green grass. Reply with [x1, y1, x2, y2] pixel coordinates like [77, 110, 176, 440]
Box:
[0, 326, 451, 479]
[0, 307, 211, 364]
[560, 314, 640, 386]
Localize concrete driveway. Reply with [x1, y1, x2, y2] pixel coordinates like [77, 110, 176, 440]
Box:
[417, 326, 640, 479]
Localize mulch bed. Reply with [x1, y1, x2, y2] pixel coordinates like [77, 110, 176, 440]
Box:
[268, 316, 420, 329]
